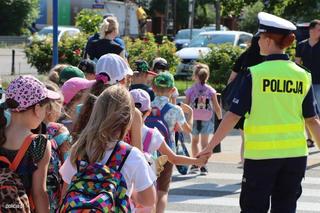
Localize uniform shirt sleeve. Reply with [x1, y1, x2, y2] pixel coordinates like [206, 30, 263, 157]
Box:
[229, 73, 252, 116]
[302, 86, 318, 118]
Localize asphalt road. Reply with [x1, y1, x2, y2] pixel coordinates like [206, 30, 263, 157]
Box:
[167, 134, 320, 213]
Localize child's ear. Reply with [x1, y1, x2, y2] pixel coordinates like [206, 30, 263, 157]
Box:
[143, 110, 151, 119]
[169, 87, 176, 94]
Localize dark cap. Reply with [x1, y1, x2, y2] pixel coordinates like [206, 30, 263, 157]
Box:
[78, 59, 96, 74]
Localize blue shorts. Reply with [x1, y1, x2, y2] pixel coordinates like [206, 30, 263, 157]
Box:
[313, 84, 320, 115]
[191, 118, 214, 135]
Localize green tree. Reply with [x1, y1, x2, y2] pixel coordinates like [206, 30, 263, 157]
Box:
[0, 0, 39, 35]
[283, 0, 320, 22]
[239, 1, 264, 33]
[75, 9, 103, 35]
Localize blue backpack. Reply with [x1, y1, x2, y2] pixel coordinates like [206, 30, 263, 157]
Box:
[145, 103, 174, 149]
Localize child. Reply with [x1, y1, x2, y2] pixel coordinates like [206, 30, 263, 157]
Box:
[130, 60, 157, 101]
[43, 82, 71, 212]
[152, 57, 179, 104]
[60, 77, 95, 131]
[0, 75, 60, 212]
[48, 64, 69, 86]
[59, 85, 157, 211]
[58, 66, 85, 85]
[151, 72, 193, 213]
[185, 63, 222, 175]
[73, 53, 144, 150]
[78, 59, 96, 80]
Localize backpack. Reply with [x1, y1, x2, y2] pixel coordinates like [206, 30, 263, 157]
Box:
[0, 135, 35, 213]
[175, 132, 190, 175]
[190, 86, 214, 121]
[145, 103, 174, 149]
[59, 141, 132, 213]
[46, 123, 65, 212]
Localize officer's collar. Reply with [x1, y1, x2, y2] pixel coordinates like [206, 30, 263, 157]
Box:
[265, 54, 289, 61]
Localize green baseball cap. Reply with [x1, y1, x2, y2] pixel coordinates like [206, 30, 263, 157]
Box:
[59, 66, 85, 84]
[153, 71, 174, 88]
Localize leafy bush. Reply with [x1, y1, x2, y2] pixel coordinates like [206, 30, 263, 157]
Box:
[201, 44, 244, 86]
[75, 9, 103, 35]
[125, 33, 180, 73]
[25, 33, 87, 74]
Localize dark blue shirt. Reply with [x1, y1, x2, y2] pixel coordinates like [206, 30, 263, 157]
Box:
[230, 54, 318, 118]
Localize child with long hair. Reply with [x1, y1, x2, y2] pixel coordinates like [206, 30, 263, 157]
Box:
[59, 85, 157, 210]
[43, 82, 71, 212]
[185, 63, 222, 175]
[0, 75, 60, 212]
[72, 53, 143, 150]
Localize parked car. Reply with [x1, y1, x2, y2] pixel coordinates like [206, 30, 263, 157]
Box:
[174, 28, 205, 50]
[28, 26, 80, 44]
[175, 31, 252, 80]
[202, 24, 229, 31]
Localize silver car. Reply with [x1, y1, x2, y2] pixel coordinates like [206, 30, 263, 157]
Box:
[175, 31, 253, 79]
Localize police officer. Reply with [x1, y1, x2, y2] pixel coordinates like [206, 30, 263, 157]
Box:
[199, 12, 320, 212]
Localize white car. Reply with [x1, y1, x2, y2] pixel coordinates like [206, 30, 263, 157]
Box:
[175, 31, 253, 79]
[28, 26, 80, 44]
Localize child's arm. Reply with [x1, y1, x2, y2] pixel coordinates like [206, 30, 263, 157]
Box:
[130, 108, 143, 150]
[131, 185, 157, 207]
[158, 141, 206, 166]
[212, 93, 222, 120]
[32, 140, 51, 213]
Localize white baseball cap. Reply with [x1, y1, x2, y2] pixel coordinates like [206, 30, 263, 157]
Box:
[96, 54, 133, 85]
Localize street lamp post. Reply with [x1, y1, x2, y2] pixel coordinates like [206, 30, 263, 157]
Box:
[53, 0, 59, 66]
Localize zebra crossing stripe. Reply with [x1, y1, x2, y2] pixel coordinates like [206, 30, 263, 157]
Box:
[168, 195, 320, 212]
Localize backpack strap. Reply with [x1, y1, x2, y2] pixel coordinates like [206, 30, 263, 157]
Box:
[143, 128, 154, 153]
[160, 103, 173, 119]
[106, 141, 132, 172]
[1, 134, 36, 171]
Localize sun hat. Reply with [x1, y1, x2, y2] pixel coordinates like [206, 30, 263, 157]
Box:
[153, 71, 175, 88]
[61, 77, 96, 105]
[96, 53, 133, 85]
[59, 66, 85, 84]
[5, 75, 60, 111]
[78, 59, 96, 74]
[134, 60, 157, 76]
[130, 89, 151, 112]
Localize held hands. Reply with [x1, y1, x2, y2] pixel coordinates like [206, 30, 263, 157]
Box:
[196, 145, 213, 164]
[194, 150, 212, 166]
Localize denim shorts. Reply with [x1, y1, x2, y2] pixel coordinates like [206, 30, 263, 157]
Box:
[313, 84, 320, 115]
[191, 118, 214, 135]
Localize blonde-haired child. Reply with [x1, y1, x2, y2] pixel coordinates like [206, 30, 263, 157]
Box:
[59, 85, 156, 210]
[185, 63, 222, 175]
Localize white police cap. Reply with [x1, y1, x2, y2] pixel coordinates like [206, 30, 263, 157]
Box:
[258, 12, 296, 34]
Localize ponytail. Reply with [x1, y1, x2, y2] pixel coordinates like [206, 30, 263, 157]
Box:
[71, 79, 108, 141]
[0, 99, 19, 147]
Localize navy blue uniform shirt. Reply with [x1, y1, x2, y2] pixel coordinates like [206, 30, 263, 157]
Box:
[230, 54, 318, 118]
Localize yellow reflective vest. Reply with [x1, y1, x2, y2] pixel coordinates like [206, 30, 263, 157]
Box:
[244, 60, 311, 160]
